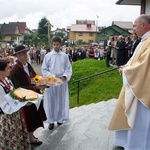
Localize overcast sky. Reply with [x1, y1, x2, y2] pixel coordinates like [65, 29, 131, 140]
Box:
[0, 0, 140, 30]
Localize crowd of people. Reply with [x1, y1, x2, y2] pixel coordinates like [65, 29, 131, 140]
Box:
[55, 32, 141, 68]
[0, 30, 141, 69]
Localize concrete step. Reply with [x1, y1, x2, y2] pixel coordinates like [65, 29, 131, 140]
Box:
[33, 99, 117, 150]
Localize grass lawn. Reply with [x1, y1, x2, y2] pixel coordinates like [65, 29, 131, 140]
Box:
[69, 59, 122, 108]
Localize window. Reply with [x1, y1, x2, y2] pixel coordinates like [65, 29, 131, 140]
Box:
[89, 33, 93, 37]
[89, 40, 93, 43]
[78, 32, 83, 36]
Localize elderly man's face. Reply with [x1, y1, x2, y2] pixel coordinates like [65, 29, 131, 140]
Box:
[133, 19, 144, 37]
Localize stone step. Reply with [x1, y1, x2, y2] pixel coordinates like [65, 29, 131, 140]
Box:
[33, 99, 117, 150]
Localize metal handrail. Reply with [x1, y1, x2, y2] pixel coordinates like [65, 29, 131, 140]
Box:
[72, 67, 119, 104]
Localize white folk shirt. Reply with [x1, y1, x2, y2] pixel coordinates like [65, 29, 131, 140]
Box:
[0, 78, 43, 114]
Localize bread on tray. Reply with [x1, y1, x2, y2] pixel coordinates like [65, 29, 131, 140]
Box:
[32, 75, 62, 85]
[12, 88, 38, 101]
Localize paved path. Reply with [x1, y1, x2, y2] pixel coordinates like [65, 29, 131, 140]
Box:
[32, 99, 119, 150]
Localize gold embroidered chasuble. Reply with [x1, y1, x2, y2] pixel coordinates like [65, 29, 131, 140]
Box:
[109, 34, 150, 130]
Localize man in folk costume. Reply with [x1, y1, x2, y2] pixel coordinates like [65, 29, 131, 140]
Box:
[41, 36, 72, 130]
[10, 45, 47, 145]
[109, 14, 150, 150]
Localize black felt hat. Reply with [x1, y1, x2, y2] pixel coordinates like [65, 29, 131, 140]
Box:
[14, 45, 29, 55]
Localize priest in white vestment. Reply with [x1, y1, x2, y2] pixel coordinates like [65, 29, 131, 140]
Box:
[41, 36, 72, 130]
[109, 15, 150, 150]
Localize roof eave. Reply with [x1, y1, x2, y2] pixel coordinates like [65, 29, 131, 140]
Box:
[116, 0, 140, 5]
[71, 30, 96, 32]
[116, 0, 123, 4]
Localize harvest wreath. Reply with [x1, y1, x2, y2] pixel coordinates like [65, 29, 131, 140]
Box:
[32, 75, 62, 85]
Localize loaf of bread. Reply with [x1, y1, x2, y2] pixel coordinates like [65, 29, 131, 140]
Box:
[13, 88, 38, 100]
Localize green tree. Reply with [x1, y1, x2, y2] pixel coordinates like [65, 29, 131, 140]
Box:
[0, 35, 4, 42]
[23, 34, 34, 45]
[38, 17, 49, 35]
[38, 17, 52, 47]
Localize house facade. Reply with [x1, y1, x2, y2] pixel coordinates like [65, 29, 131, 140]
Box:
[51, 28, 68, 37]
[112, 21, 133, 33]
[116, 0, 150, 15]
[0, 22, 31, 45]
[67, 20, 97, 44]
[97, 25, 131, 47]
